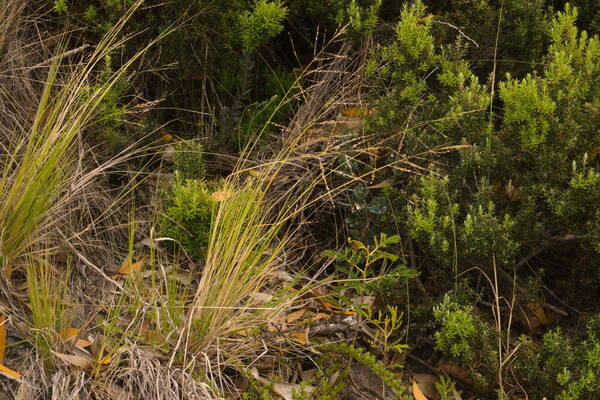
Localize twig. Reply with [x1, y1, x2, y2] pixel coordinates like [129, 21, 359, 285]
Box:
[432, 21, 479, 48]
[515, 234, 581, 271]
[27, 44, 91, 70]
[57, 228, 125, 291]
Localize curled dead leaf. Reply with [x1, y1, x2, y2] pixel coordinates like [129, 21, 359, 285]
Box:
[210, 190, 233, 202]
[52, 351, 94, 370]
[412, 379, 429, 400]
[286, 309, 306, 323]
[0, 364, 21, 380]
[118, 257, 145, 274]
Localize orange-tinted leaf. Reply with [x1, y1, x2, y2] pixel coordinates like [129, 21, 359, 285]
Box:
[412, 379, 428, 400]
[311, 312, 330, 321]
[62, 327, 80, 340]
[118, 257, 144, 274]
[290, 332, 308, 345]
[0, 314, 6, 364]
[210, 190, 233, 202]
[157, 134, 174, 143]
[0, 364, 21, 380]
[3, 265, 13, 280]
[61, 327, 93, 348]
[286, 309, 306, 323]
[340, 108, 364, 118]
[98, 354, 113, 365]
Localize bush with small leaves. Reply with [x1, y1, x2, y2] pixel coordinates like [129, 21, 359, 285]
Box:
[159, 173, 215, 260]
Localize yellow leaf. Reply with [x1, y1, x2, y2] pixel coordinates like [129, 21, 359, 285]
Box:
[340, 107, 364, 118]
[0, 364, 21, 380]
[118, 257, 144, 274]
[286, 309, 307, 323]
[157, 134, 174, 143]
[0, 314, 6, 364]
[412, 379, 429, 400]
[347, 237, 367, 251]
[210, 190, 233, 202]
[290, 332, 308, 345]
[98, 354, 113, 365]
[248, 169, 261, 177]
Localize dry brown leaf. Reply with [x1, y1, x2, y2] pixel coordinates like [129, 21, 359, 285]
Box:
[118, 257, 145, 274]
[311, 312, 329, 321]
[290, 332, 308, 345]
[505, 180, 522, 201]
[368, 179, 394, 189]
[210, 190, 233, 202]
[286, 309, 307, 323]
[250, 292, 273, 304]
[412, 379, 429, 400]
[3, 265, 12, 280]
[250, 368, 315, 400]
[531, 303, 549, 325]
[0, 364, 21, 380]
[414, 374, 440, 400]
[52, 351, 94, 370]
[0, 314, 7, 364]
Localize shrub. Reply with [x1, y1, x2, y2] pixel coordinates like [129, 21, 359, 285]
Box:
[159, 174, 215, 260]
[238, 0, 288, 53]
[173, 139, 206, 180]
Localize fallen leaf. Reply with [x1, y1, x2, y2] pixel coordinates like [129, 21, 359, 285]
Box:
[531, 303, 549, 325]
[290, 332, 308, 345]
[286, 309, 307, 323]
[210, 190, 233, 202]
[0, 314, 7, 364]
[271, 270, 293, 282]
[52, 351, 94, 370]
[413, 374, 440, 400]
[98, 354, 113, 365]
[339, 107, 364, 118]
[369, 179, 394, 189]
[248, 169, 261, 177]
[272, 382, 314, 400]
[412, 379, 429, 400]
[62, 328, 94, 349]
[250, 368, 315, 400]
[311, 312, 329, 321]
[0, 364, 21, 380]
[505, 179, 522, 201]
[352, 296, 376, 308]
[118, 257, 145, 274]
[250, 292, 273, 304]
[3, 265, 12, 280]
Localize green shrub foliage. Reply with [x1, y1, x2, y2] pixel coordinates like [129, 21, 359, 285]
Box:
[159, 174, 214, 260]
